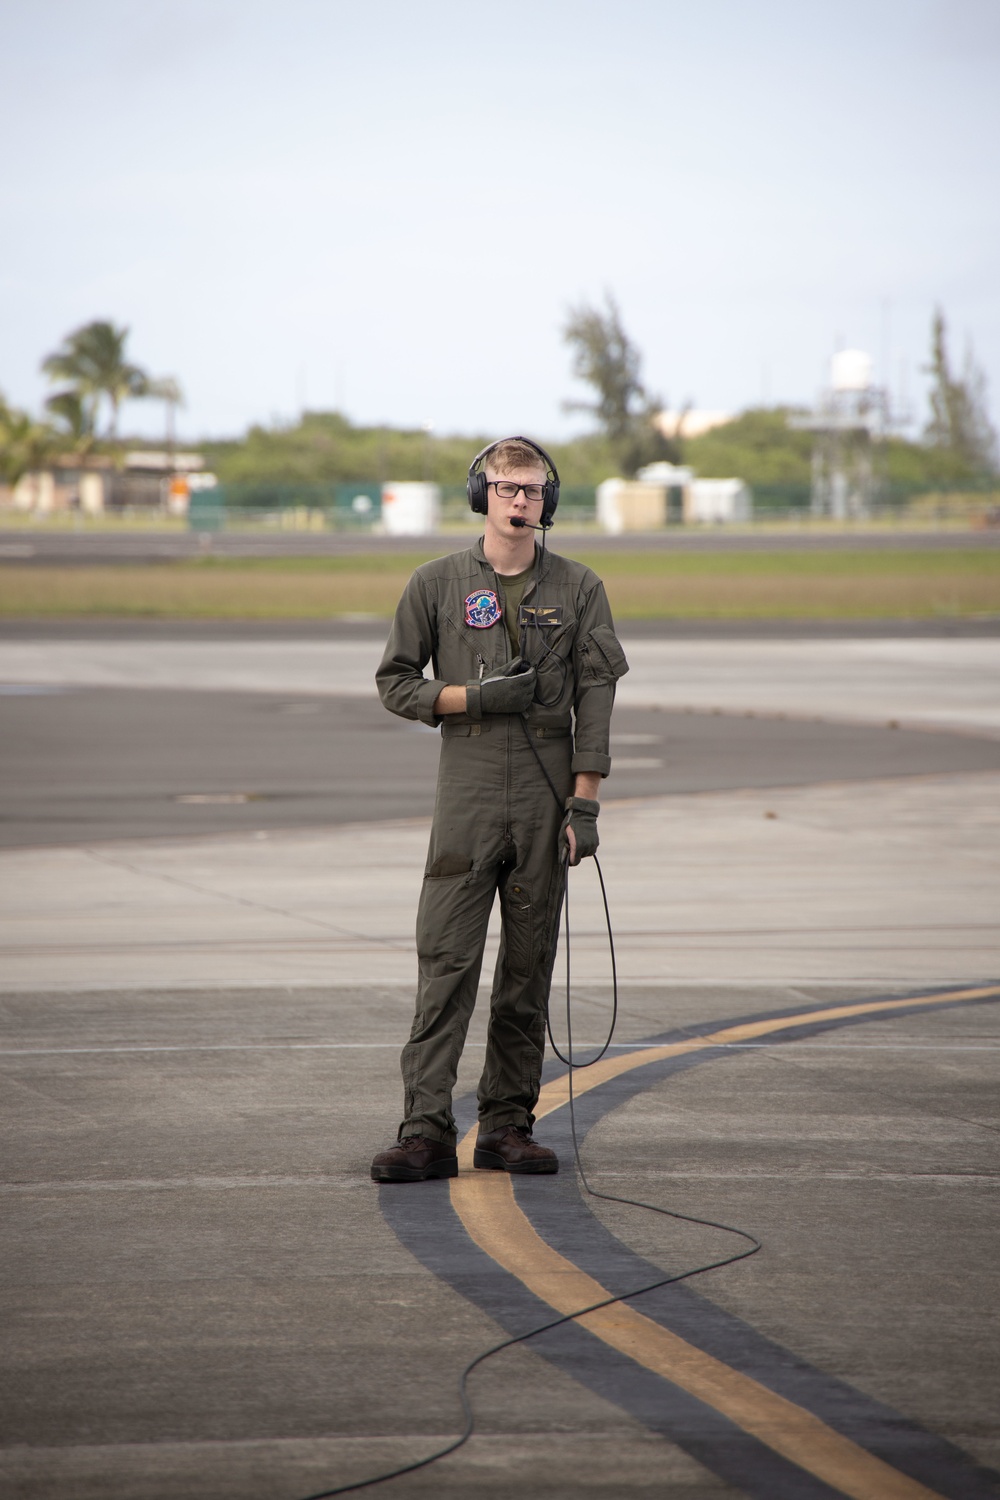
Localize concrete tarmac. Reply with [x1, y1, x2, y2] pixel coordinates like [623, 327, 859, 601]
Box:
[2, 631, 999, 733]
[3, 687, 1000, 847]
[1, 628, 998, 1499]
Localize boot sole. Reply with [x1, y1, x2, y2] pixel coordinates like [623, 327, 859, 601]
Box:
[473, 1148, 558, 1174]
[371, 1157, 458, 1183]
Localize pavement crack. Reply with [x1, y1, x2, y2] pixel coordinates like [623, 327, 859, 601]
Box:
[749, 1038, 1000, 1139]
[0, 1071, 102, 1122]
[79, 847, 411, 951]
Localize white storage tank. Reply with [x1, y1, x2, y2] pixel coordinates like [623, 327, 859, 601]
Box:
[380, 482, 440, 535]
[687, 478, 752, 523]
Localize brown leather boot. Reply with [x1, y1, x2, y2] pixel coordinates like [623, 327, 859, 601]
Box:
[370, 1135, 458, 1183]
[473, 1124, 558, 1175]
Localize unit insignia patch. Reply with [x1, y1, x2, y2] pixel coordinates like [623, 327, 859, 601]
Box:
[465, 590, 502, 629]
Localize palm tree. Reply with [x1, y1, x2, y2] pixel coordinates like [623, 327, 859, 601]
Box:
[45, 389, 95, 455]
[41, 320, 151, 439]
[145, 376, 184, 454]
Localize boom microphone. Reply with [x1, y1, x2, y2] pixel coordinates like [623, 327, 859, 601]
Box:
[510, 517, 552, 530]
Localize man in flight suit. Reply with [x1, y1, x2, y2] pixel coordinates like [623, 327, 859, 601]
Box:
[370, 437, 628, 1182]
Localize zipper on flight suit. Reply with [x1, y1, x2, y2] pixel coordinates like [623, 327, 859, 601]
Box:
[482, 561, 516, 849]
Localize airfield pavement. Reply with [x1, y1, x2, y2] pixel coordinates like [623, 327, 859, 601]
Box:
[3, 525, 1000, 566]
[1, 622, 999, 1500]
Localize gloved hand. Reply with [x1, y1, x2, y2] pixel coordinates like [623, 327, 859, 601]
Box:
[560, 796, 600, 865]
[466, 658, 537, 719]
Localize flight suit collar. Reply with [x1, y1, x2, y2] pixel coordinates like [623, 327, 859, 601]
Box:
[472, 536, 551, 581]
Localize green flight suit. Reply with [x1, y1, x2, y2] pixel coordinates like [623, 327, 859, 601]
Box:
[376, 537, 628, 1144]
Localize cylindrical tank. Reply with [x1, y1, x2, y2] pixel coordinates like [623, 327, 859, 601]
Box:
[831, 349, 872, 392]
[380, 482, 440, 535]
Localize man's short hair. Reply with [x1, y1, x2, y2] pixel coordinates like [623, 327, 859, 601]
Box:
[485, 438, 549, 476]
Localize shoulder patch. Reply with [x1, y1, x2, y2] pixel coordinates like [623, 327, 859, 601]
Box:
[465, 589, 502, 629]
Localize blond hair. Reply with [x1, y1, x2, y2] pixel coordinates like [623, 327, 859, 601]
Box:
[484, 438, 549, 476]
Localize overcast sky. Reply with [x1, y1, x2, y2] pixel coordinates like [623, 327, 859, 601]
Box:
[2, 0, 998, 444]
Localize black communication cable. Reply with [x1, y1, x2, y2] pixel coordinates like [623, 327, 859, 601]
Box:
[292, 538, 763, 1499]
[515, 716, 618, 1067]
[513, 520, 570, 708]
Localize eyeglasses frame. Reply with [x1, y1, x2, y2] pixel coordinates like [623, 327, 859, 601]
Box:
[489, 480, 546, 503]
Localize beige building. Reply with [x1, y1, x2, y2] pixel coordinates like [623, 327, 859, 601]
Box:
[6, 452, 212, 515]
[655, 408, 734, 440]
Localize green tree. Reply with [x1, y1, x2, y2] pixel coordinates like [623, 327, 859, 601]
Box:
[41, 320, 153, 439]
[562, 294, 680, 476]
[205, 411, 495, 488]
[0, 393, 54, 487]
[686, 407, 813, 486]
[924, 308, 998, 476]
[686, 406, 971, 505]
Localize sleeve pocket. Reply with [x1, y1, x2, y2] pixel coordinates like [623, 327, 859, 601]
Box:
[579, 624, 630, 686]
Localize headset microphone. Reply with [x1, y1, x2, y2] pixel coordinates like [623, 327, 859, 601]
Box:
[510, 517, 552, 530]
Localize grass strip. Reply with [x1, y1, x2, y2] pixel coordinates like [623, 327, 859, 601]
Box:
[1, 550, 998, 620]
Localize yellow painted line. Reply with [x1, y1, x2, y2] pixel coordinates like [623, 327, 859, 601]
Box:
[531, 986, 1000, 1123]
[450, 985, 1000, 1500]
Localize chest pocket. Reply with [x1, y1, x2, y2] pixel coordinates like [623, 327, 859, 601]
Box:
[442, 607, 503, 669]
[528, 614, 576, 666]
[578, 624, 630, 686]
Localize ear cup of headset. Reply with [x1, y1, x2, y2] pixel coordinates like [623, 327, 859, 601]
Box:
[467, 468, 489, 515]
[541, 481, 558, 527]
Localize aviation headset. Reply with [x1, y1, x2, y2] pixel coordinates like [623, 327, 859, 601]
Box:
[466, 436, 561, 527]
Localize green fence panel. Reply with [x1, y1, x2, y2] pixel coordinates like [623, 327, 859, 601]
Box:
[192, 482, 384, 528]
[187, 490, 227, 531]
[333, 482, 382, 522]
[748, 483, 812, 512]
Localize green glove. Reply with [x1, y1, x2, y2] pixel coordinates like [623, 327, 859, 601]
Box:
[466, 658, 537, 719]
[560, 796, 600, 865]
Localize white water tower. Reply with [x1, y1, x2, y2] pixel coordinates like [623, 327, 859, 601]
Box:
[830, 349, 873, 394]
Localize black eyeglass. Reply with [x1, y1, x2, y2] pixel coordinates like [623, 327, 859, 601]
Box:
[490, 480, 546, 502]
